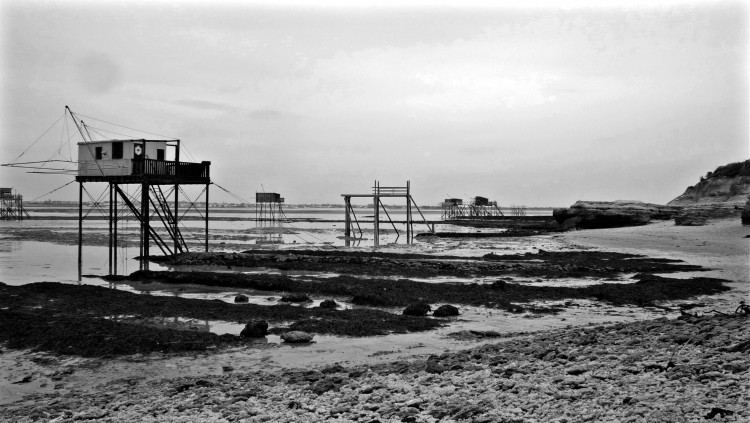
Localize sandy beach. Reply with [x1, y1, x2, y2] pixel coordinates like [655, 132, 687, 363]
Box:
[1, 219, 748, 422]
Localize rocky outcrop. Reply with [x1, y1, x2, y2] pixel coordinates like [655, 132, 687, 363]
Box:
[675, 204, 740, 226]
[234, 294, 249, 303]
[669, 160, 750, 225]
[669, 160, 750, 207]
[553, 201, 681, 230]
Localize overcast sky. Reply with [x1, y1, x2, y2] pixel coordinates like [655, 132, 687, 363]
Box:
[1, 0, 747, 206]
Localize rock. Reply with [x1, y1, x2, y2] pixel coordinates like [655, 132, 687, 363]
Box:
[309, 379, 338, 395]
[240, 320, 268, 338]
[425, 361, 446, 374]
[705, 407, 734, 419]
[403, 302, 431, 316]
[566, 366, 588, 375]
[321, 364, 345, 374]
[674, 209, 709, 226]
[11, 375, 32, 384]
[280, 293, 311, 303]
[234, 294, 249, 303]
[675, 204, 739, 226]
[742, 197, 750, 224]
[280, 331, 314, 343]
[553, 201, 681, 230]
[319, 299, 338, 309]
[433, 304, 459, 317]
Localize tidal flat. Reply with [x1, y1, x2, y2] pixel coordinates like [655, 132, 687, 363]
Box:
[0, 218, 748, 421]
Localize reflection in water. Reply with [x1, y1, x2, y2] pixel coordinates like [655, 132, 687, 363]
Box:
[255, 219, 284, 245]
[0, 240, 168, 286]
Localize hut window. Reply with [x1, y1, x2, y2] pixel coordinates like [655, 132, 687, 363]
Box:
[112, 142, 123, 159]
[157, 149, 165, 161]
[95, 147, 103, 160]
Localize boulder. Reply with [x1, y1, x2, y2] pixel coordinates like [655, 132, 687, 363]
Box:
[280, 293, 311, 303]
[319, 299, 338, 309]
[403, 302, 431, 316]
[281, 331, 315, 343]
[553, 200, 682, 230]
[742, 197, 750, 225]
[433, 304, 460, 317]
[240, 320, 268, 338]
[234, 294, 249, 303]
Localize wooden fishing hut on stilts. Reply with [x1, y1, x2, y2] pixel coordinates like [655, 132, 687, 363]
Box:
[255, 192, 285, 222]
[72, 107, 211, 279]
[0, 188, 28, 220]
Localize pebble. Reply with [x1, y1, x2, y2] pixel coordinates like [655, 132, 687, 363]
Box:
[2, 315, 748, 422]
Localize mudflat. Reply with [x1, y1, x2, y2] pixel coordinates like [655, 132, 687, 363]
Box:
[0, 218, 748, 421]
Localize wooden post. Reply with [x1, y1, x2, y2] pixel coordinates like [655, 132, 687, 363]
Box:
[113, 184, 118, 276]
[205, 183, 209, 252]
[373, 181, 379, 247]
[344, 196, 351, 247]
[78, 182, 83, 282]
[174, 184, 179, 254]
[406, 180, 411, 243]
[141, 182, 149, 271]
[174, 140, 180, 254]
[108, 183, 112, 275]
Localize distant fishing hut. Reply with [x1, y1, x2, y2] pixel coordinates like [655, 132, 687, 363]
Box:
[0, 187, 28, 220]
[73, 107, 211, 278]
[442, 195, 504, 220]
[255, 192, 285, 222]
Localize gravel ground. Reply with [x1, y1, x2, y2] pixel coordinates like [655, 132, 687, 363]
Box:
[2, 313, 747, 422]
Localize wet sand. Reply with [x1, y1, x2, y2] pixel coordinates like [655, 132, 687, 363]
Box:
[1, 218, 748, 421]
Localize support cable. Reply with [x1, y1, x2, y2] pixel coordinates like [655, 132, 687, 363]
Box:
[28, 180, 76, 202]
[72, 112, 178, 140]
[178, 186, 207, 221]
[82, 186, 110, 220]
[7, 114, 64, 164]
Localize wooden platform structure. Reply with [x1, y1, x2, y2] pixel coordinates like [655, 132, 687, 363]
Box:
[0, 188, 28, 220]
[441, 195, 505, 219]
[341, 181, 433, 247]
[255, 192, 285, 222]
[71, 107, 211, 278]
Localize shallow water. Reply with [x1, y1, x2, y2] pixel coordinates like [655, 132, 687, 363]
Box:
[0, 240, 169, 285]
[1, 214, 742, 370]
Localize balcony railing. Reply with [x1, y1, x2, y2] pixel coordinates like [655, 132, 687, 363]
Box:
[132, 159, 210, 179]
